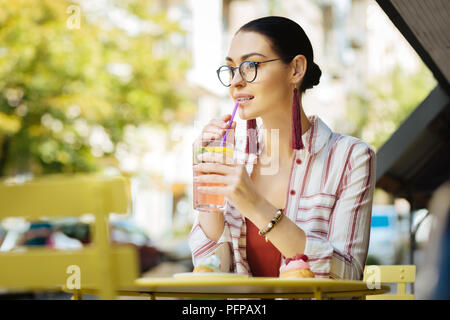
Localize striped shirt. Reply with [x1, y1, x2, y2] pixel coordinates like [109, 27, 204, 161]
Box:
[189, 115, 376, 281]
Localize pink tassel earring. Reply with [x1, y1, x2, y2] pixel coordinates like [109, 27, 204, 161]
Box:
[292, 87, 304, 150]
[245, 119, 258, 154]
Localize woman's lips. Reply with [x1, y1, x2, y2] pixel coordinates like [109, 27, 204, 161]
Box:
[237, 97, 254, 107]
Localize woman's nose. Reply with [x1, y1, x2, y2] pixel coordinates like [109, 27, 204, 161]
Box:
[230, 69, 245, 87]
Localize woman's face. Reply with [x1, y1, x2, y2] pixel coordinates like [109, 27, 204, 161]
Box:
[226, 31, 293, 120]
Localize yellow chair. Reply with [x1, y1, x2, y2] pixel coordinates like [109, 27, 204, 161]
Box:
[363, 265, 416, 300]
[0, 174, 139, 300]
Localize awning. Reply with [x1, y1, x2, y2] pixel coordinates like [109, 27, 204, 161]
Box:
[375, 0, 450, 209]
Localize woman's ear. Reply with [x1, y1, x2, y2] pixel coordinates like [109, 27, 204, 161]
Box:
[290, 55, 307, 85]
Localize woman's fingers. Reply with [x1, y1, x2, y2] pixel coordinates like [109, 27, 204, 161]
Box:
[193, 162, 235, 175]
[194, 174, 237, 185]
[210, 117, 230, 129]
[220, 114, 232, 123]
[193, 163, 248, 197]
[196, 116, 236, 140]
[206, 116, 236, 132]
[197, 152, 235, 165]
[197, 185, 232, 195]
[203, 121, 236, 135]
[194, 115, 237, 148]
[203, 124, 226, 136]
[194, 132, 221, 145]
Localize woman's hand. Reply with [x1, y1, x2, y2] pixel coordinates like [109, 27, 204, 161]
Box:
[193, 115, 265, 217]
[193, 159, 263, 217]
[193, 114, 236, 147]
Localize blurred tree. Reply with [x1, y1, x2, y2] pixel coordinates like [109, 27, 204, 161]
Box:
[345, 63, 436, 150]
[0, 0, 193, 176]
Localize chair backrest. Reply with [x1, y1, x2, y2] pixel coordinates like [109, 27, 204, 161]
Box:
[0, 174, 139, 300]
[363, 265, 416, 300]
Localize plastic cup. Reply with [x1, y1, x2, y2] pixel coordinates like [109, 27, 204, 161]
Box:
[193, 139, 234, 212]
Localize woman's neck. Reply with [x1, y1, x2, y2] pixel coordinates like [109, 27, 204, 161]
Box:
[260, 101, 311, 163]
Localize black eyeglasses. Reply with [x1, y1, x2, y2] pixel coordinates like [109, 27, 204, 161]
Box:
[216, 57, 293, 87]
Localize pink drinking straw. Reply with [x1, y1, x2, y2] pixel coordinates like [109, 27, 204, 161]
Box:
[221, 101, 239, 147]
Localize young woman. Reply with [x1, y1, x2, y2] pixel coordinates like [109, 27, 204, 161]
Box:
[189, 16, 376, 280]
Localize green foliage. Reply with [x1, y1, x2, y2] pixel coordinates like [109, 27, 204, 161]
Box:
[366, 255, 381, 266]
[0, 0, 192, 176]
[346, 63, 436, 150]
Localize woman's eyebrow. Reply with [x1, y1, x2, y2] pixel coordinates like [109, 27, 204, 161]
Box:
[225, 52, 267, 62]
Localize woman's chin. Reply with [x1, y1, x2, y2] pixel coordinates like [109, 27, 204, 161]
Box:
[238, 107, 257, 121]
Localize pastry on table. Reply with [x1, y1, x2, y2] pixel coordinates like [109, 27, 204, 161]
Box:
[193, 255, 221, 273]
[279, 254, 315, 278]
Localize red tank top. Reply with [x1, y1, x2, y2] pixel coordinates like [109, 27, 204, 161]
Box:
[245, 217, 281, 277]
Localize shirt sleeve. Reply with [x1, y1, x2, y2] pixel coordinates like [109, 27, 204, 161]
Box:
[301, 142, 376, 280]
[188, 213, 233, 272]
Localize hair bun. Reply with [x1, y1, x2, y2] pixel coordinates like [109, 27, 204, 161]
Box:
[301, 61, 322, 91]
[309, 62, 322, 87]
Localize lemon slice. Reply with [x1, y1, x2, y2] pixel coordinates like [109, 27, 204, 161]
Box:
[194, 146, 234, 163]
[204, 146, 234, 157]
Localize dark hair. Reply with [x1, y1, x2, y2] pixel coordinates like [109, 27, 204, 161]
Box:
[237, 16, 321, 92]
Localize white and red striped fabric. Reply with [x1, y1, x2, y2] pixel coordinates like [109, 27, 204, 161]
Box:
[189, 115, 376, 281]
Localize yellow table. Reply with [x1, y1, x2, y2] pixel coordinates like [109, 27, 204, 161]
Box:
[71, 275, 390, 300]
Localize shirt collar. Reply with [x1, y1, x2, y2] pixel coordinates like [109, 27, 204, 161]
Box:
[301, 115, 333, 155]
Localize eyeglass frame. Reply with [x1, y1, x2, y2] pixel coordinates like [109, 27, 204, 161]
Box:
[216, 56, 295, 87]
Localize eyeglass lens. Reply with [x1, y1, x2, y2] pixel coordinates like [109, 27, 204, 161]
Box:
[218, 61, 256, 87]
